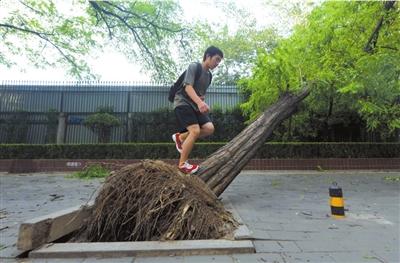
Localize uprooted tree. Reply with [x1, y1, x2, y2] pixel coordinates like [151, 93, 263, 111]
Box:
[74, 88, 310, 242]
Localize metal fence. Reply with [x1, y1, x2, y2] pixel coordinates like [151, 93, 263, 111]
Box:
[0, 80, 243, 144]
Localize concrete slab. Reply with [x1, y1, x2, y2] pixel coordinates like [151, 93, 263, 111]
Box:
[29, 240, 255, 258]
[17, 203, 93, 251]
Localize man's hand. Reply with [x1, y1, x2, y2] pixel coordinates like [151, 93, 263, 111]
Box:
[197, 101, 210, 113]
[185, 85, 209, 113]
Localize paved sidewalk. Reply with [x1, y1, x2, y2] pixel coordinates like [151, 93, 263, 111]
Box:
[1, 170, 399, 262]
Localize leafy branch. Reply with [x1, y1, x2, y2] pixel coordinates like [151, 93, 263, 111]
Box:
[1, 0, 187, 80]
[364, 1, 396, 53]
[0, 23, 79, 70]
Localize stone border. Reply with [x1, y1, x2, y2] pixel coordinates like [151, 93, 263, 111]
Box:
[30, 240, 255, 258]
[17, 202, 93, 251]
[1, 158, 399, 173]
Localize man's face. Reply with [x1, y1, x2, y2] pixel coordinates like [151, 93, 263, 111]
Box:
[208, 54, 223, 70]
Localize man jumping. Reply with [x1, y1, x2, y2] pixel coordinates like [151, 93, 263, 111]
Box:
[172, 46, 223, 174]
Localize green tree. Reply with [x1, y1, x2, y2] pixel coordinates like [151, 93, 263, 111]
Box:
[240, 1, 399, 141]
[184, 3, 279, 85]
[84, 106, 121, 143]
[194, 24, 278, 85]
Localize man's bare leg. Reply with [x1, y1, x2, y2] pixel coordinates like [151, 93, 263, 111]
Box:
[179, 124, 200, 166]
[178, 122, 214, 143]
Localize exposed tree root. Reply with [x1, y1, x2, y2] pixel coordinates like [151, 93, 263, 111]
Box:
[74, 160, 238, 242]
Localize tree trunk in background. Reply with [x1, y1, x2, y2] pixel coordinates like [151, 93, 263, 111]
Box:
[198, 88, 311, 196]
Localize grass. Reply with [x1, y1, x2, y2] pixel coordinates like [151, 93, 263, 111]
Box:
[383, 176, 400, 182]
[69, 164, 110, 179]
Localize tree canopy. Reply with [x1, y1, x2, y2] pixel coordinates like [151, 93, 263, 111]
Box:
[240, 1, 399, 140]
[1, 0, 186, 81]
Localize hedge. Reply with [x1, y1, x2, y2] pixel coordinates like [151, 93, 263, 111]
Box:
[0, 142, 398, 159]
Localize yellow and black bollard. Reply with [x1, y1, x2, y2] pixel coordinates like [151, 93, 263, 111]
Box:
[329, 182, 345, 218]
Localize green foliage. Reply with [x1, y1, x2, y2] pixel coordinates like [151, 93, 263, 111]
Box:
[191, 7, 279, 85]
[71, 164, 109, 179]
[240, 1, 400, 139]
[1, 0, 186, 80]
[1, 0, 97, 79]
[84, 106, 121, 143]
[0, 143, 398, 159]
[195, 25, 279, 85]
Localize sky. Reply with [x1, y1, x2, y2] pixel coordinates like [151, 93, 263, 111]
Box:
[0, 0, 314, 82]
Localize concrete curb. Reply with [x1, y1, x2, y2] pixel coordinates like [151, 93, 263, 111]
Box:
[29, 240, 255, 258]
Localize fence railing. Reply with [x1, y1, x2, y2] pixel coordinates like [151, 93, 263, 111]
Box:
[0, 81, 243, 144]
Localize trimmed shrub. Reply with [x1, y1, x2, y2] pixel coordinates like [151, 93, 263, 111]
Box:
[0, 142, 398, 159]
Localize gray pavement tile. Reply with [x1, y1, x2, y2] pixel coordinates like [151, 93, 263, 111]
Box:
[263, 230, 311, 241]
[305, 229, 398, 253]
[232, 252, 284, 263]
[0, 244, 22, 259]
[326, 251, 399, 263]
[82, 257, 134, 263]
[0, 173, 101, 259]
[248, 229, 272, 239]
[248, 222, 283, 231]
[294, 240, 355, 253]
[182, 254, 234, 263]
[134, 256, 184, 263]
[280, 252, 336, 263]
[253, 241, 301, 253]
[366, 251, 400, 263]
[14, 259, 84, 263]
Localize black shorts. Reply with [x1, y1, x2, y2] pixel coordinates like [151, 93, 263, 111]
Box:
[174, 105, 212, 132]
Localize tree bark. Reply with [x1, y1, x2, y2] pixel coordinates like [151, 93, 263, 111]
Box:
[198, 88, 311, 196]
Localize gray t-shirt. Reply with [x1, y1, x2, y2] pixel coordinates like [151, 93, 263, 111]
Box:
[173, 62, 211, 111]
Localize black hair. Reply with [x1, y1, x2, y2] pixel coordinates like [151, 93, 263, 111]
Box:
[203, 46, 224, 61]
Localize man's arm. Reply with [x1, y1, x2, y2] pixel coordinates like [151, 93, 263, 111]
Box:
[184, 85, 209, 113]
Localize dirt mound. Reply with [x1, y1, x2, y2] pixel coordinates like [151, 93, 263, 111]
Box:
[76, 160, 237, 242]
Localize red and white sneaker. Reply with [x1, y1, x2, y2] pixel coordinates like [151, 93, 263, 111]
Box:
[179, 162, 199, 174]
[172, 133, 183, 153]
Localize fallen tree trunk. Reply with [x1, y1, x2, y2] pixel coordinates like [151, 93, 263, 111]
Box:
[198, 88, 311, 196]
